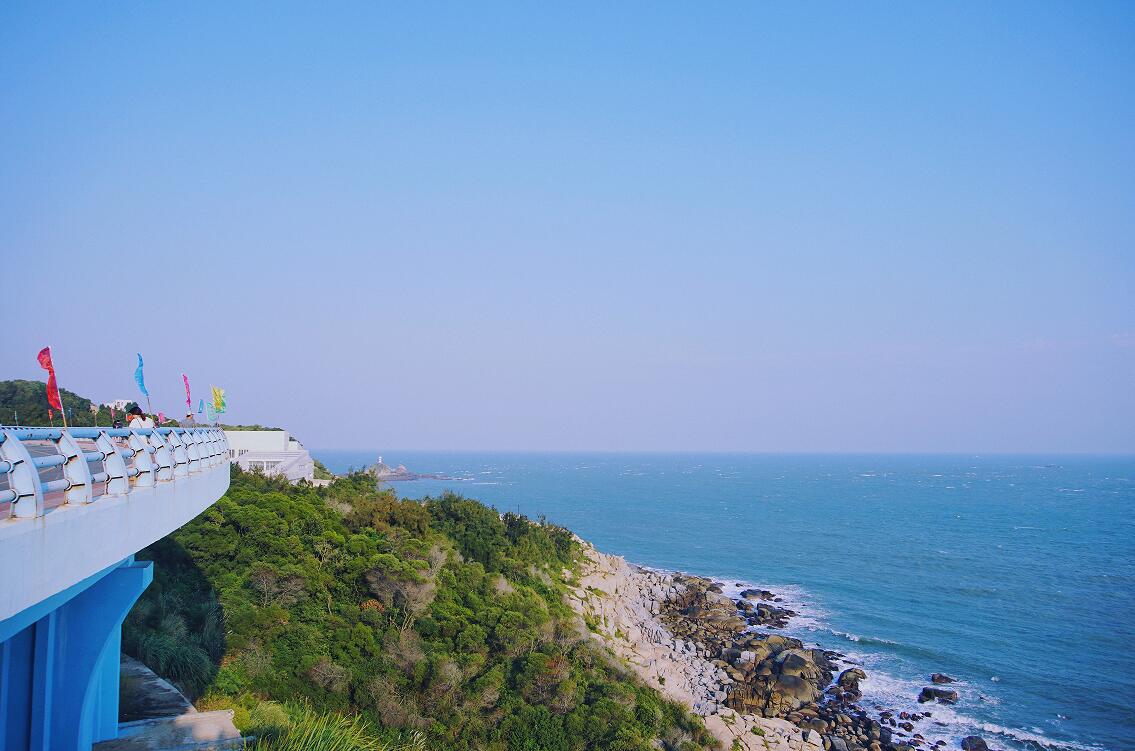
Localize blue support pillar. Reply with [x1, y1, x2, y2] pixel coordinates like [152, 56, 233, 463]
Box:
[1, 626, 35, 750]
[0, 558, 153, 751]
[93, 627, 123, 742]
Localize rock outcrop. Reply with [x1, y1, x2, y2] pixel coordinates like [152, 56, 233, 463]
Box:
[567, 542, 956, 751]
[917, 687, 959, 705]
[960, 736, 989, 751]
[567, 544, 823, 751]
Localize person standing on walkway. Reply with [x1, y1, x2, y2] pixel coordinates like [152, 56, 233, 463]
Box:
[127, 406, 154, 429]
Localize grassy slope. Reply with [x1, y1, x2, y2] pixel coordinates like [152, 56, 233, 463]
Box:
[127, 469, 716, 751]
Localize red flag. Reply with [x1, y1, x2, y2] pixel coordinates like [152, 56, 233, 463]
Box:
[37, 347, 63, 412]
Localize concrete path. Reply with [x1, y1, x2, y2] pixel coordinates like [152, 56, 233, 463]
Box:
[93, 655, 245, 751]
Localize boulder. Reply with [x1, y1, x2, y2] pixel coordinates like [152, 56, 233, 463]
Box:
[930, 673, 956, 685]
[838, 667, 867, 689]
[960, 737, 988, 751]
[917, 687, 958, 705]
[740, 588, 776, 601]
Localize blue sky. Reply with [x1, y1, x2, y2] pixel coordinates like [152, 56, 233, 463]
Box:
[1, 2, 1132, 452]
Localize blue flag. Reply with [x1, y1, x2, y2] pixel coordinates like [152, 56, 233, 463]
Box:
[134, 353, 149, 397]
[198, 398, 204, 414]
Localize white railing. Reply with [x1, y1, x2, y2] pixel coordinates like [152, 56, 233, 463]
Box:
[0, 427, 229, 520]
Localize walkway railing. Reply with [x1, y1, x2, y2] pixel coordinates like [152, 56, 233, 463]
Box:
[0, 427, 229, 520]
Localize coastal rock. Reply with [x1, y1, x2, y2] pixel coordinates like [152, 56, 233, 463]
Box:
[565, 542, 933, 751]
[960, 737, 988, 751]
[917, 687, 958, 705]
[747, 602, 797, 629]
[723, 636, 835, 718]
[930, 673, 956, 685]
[836, 667, 867, 701]
[741, 588, 777, 601]
[567, 544, 824, 751]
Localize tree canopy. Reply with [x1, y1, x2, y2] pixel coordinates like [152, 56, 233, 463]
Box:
[126, 468, 715, 751]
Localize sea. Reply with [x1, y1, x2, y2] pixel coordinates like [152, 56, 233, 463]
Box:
[313, 451, 1135, 751]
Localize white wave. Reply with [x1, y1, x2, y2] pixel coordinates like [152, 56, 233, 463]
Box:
[847, 669, 1102, 751]
[715, 578, 832, 634]
[827, 629, 900, 647]
[926, 705, 1106, 751]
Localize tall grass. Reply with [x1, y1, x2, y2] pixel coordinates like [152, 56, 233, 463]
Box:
[131, 630, 216, 697]
[250, 706, 424, 751]
[122, 556, 226, 699]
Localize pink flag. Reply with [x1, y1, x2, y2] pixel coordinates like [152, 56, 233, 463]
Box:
[182, 374, 192, 410]
[158, 412, 166, 424]
[37, 347, 63, 411]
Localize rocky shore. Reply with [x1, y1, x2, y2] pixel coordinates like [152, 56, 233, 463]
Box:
[567, 543, 986, 751]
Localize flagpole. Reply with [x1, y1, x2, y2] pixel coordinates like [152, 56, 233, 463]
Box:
[57, 346, 67, 429]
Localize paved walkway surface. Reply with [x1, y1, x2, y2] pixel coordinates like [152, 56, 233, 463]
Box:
[119, 655, 197, 722]
[93, 655, 244, 751]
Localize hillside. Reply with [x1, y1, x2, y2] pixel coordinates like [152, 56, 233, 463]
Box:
[0, 378, 131, 426]
[126, 469, 716, 751]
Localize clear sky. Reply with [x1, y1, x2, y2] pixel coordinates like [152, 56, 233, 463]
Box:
[1, 2, 1132, 452]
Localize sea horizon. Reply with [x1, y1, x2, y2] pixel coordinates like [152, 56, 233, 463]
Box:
[311, 448, 1135, 458]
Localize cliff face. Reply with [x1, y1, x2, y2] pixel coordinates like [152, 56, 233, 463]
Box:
[566, 544, 824, 751]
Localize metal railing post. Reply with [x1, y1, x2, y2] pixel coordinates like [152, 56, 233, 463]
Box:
[208, 429, 224, 467]
[163, 430, 190, 478]
[54, 431, 94, 505]
[146, 431, 174, 482]
[95, 431, 131, 497]
[128, 431, 156, 488]
[184, 429, 202, 473]
[1, 430, 45, 518]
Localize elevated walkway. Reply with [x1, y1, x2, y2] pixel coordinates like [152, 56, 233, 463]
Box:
[0, 427, 230, 751]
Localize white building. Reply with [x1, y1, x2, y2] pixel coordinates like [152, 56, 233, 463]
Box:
[223, 429, 314, 483]
[102, 399, 133, 411]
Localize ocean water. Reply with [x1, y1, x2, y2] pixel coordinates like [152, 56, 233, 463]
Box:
[313, 451, 1135, 751]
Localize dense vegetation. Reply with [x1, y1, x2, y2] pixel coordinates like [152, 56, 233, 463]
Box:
[314, 458, 335, 480]
[126, 469, 714, 751]
[0, 379, 136, 427]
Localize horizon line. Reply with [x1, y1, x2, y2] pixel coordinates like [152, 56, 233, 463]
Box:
[309, 447, 1135, 458]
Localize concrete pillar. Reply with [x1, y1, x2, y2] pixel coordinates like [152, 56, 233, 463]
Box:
[0, 558, 153, 751]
